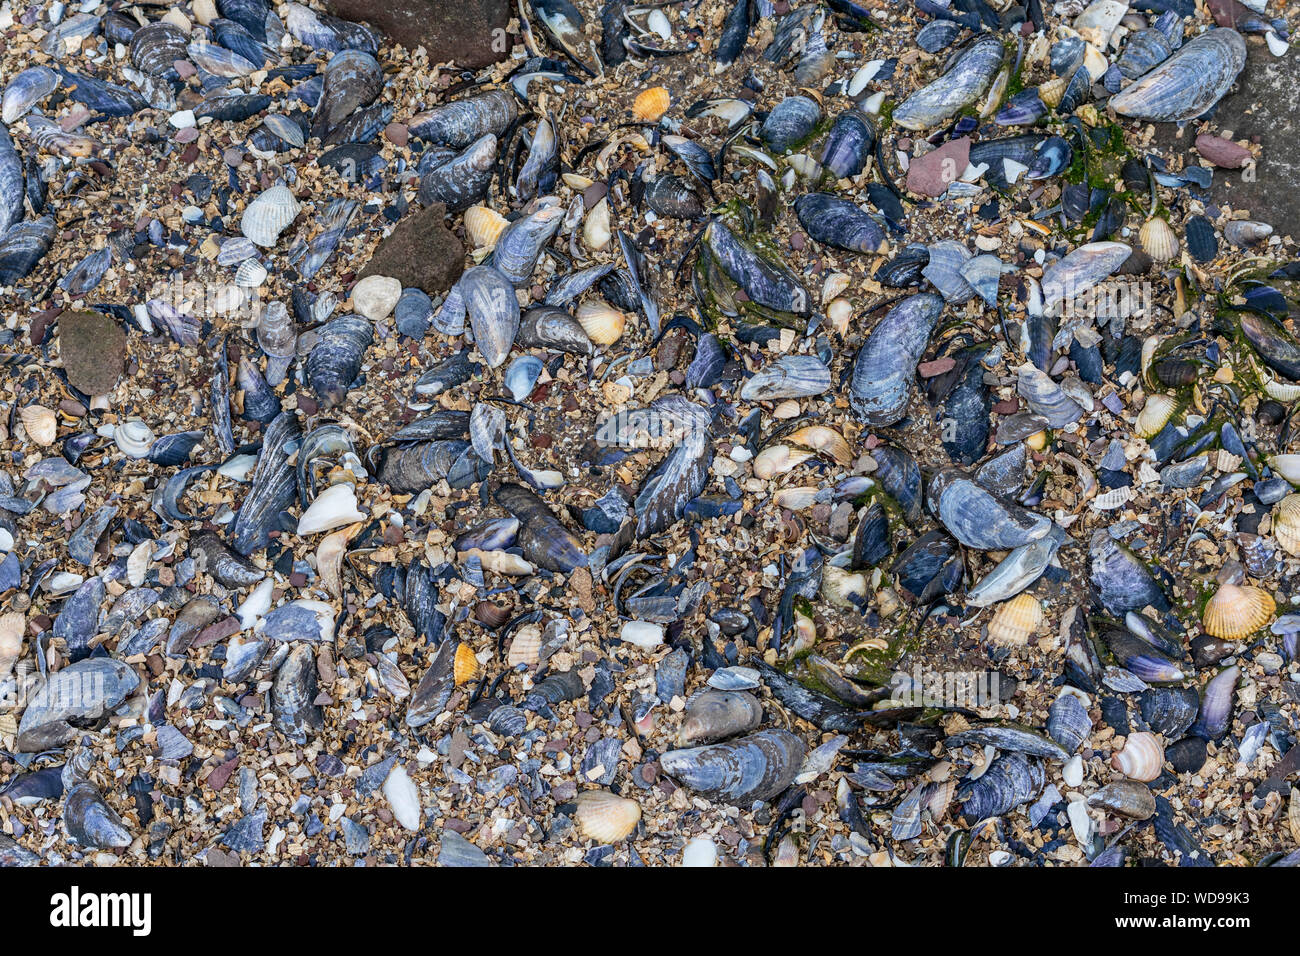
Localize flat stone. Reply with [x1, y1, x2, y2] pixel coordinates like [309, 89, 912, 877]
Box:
[1154, 37, 1299, 237]
[59, 311, 126, 396]
[906, 137, 971, 198]
[359, 202, 464, 295]
[326, 0, 510, 69]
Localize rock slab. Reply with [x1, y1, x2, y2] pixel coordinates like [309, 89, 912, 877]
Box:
[326, 0, 510, 69]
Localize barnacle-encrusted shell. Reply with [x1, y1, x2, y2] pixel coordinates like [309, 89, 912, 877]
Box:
[1202, 582, 1274, 641]
[574, 790, 641, 842]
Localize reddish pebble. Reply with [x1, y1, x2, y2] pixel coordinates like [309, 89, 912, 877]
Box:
[1194, 133, 1253, 169]
[175, 126, 200, 143]
[179, 142, 200, 164]
[384, 122, 409, 147]
[790, 232, 806, 251]
[992, 398, 1020, 415]
[917, 357, 956, 378]
[906, 136, 971, 198]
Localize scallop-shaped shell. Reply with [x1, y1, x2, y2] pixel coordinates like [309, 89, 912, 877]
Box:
[576, 301, 627, 346]
[574, 790, 641, 842]
[234, 258, 268, 288]
[113, 418, 156, 458]
[464, 205, 509, 251]
[632, 86, 671, 122]
[1202, 582, 1274, 641]
[297, 482, 365, 535]
[1109, 28, 1246, 123]
[263, 113, 305, 148]
[506, 623, 542, 669]
[1110, 730, 1164, 782]
[1272, 495, 1300, 557]
[131, 22, 189, 76]
[2, 66, 59, 125]
[241, 184, 301, 247]
[1135, 392, 1178, 439]
[988, 593, 1043, 646]
[1139, 217, 1179, 262]
[19, 405, 56, 446]
[453, 642, 479, 686]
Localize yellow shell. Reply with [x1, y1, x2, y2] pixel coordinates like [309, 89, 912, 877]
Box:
[1202, 582, 1274, 641]
[574, 789, 641, 842]
[786, 425, 853, 465]
[1110, 731, 1164, 782]
[1139, 217, 1179, 262]
[463, 205, 509, 251]
[1135, 392, 1178, 439]
[453, 642, 480, 685]
[987, 593, 1043, 647]
[1290, 788, 1300, 844]
[19, 405, 57, 446]
[1273, 494, 1300, 557]
[1037, 73, 1070, 108]
[631, 86, 671, 122]
[506, 623, 542, 669]
[576, 301, 626, 345]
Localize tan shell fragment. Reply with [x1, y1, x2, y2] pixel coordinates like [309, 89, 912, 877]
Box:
[19, 405, 57, 446]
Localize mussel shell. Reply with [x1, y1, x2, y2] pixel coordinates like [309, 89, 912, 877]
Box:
[819, 110, 877, 179]
[644, 173, 704, 219]
[306, 314, 373, 407]
[893, 35, 1004, 130]
[461, 264, 520, 368]
[740, 355, 831, 400]
[0, 216, 56, 284]
[794, 193, 885, 254]
[518, 306, 593, 355]
[659, 729, 805, 804]
[64, 784, 132, 848]
[957, 752, 1044, 821]
[917, 18, 963, 53]
[1138, 686, 1200, 738]
[1109, 29, 1246, 123]
[418, 134, 498, 212]
[872, 445, 924, 524]
[760, 95, 822, 153]
[929, 467, 1051, 551]
[704, 220, 810, 316]
[1047, 692, 1092, 754]
[677, 690, 764, 746]
[130, 22, 189, 77]
[875, 243, 930, 287]
[271, 644, 323, 740]
[849, 292, 944, 426]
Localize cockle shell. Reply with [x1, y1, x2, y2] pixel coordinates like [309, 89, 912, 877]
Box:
[574, 789, 641, 842]
[19, 405, 57, 446]
[1139, 217, 1179, 262]
[1110, 731, 1164, 782]
[632, 86, 671, 122]
[464, 205, 509, 250]
[1202, 582, 1274, 641]
[507, 623, 543, 669]
[296, 482, 365, 535]
[241, 184, 301, 248]
[576, 301, 626, 345]
[453, 642, 480, 685]
[988, 593, 1044, 647]
[1272, 494, 1300, 557]
[753, 444, 814, 479]
[1135, 392, 1178, 439]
